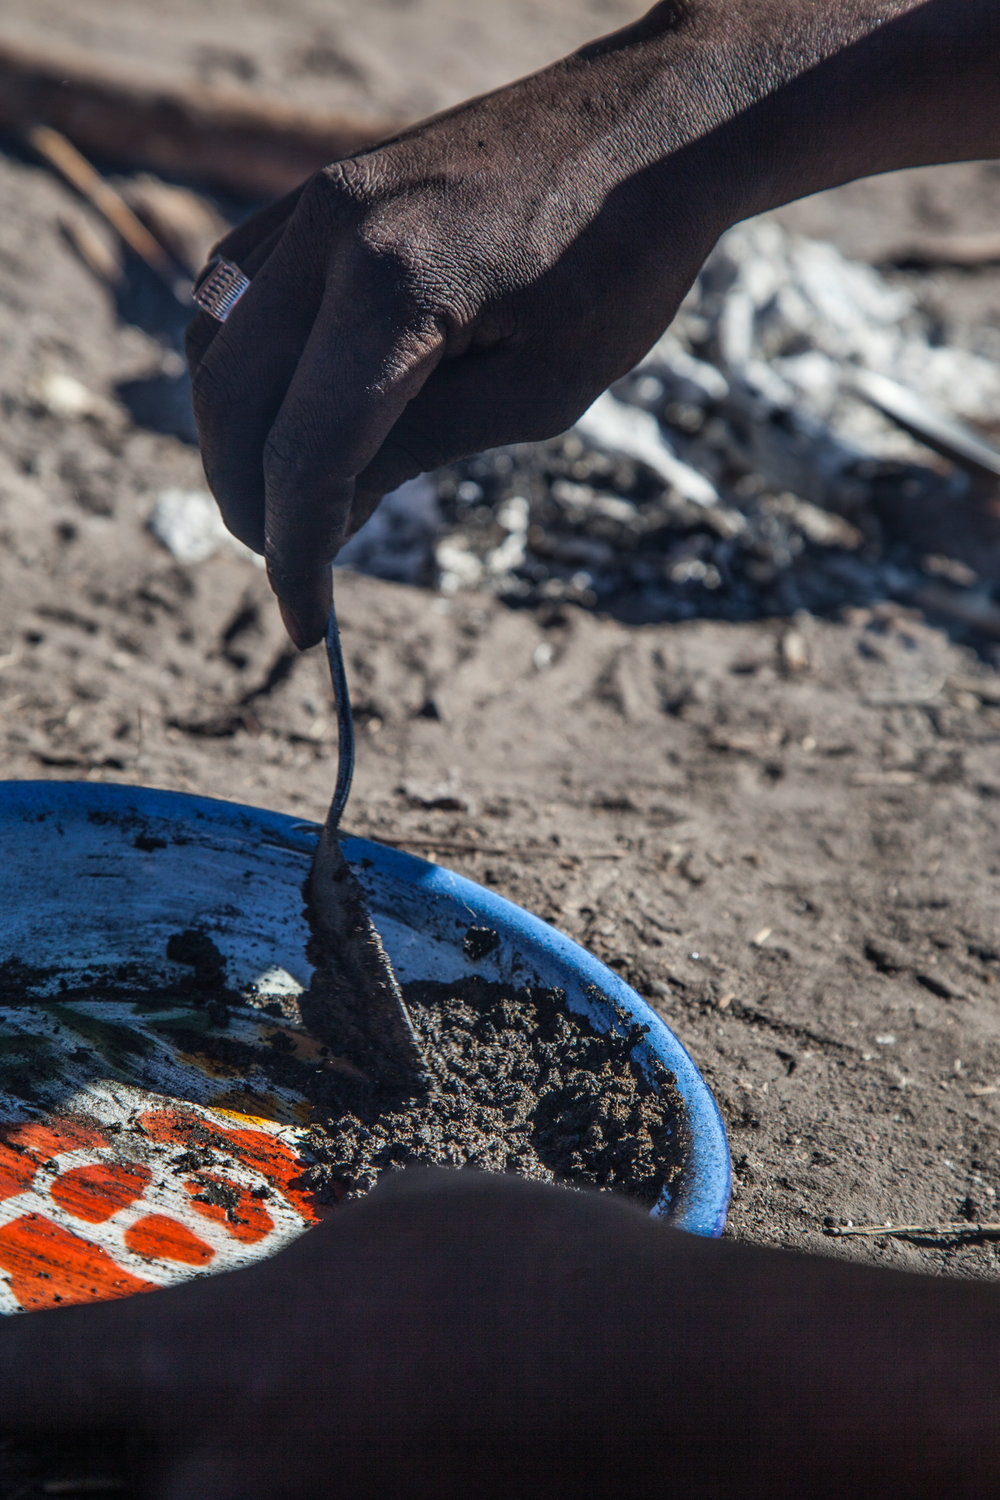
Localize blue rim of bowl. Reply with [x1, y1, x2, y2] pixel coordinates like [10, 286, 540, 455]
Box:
[0, 780, 731, 1237]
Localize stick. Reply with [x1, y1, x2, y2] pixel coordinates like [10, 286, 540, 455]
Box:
[825, 1221, 1000, 1239]
[27, 125, 186, 300]
[347, 835, 627, 861]
[0, 35, 398, 199]
[879, 231, 1000, 270]
[912, 585, 1000, 639]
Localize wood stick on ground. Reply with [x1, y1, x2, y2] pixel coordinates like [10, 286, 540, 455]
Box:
[58, 209, 122, 287]
[27, 124, 186, 300]
[826, 1221, 1000, 1239]
[0, 36, 398, 199]
[879, 231, 1000, 270]
[347, 834, 627, 860]
[912, 585, 1000, 639]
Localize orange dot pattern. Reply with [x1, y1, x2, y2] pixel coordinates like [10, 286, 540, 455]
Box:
[50, 1163, 153, 1224]
[124, 1213, 214, 1266]
[0, 1214, 155, 1311]
[0, 1106, 326, 1312]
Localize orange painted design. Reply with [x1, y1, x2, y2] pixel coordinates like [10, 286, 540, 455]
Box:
[0, 1116, 111, 1207]
[0, 1143, 37, 1203]
[139, 1107, 321, 1223]
[0, 1214, 155, 1310]
[5, 1117, 107, 1159]
[185, 1175, 274, 1244]
[50, 1162, 153, 1225]
[124, 1213, 215, 1266]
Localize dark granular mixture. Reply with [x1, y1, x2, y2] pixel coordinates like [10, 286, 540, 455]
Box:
[303, 976, 689, 1210]
[0, 951, 689, 1211]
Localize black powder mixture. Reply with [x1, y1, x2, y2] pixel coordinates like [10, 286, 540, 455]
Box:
[0, 950, 690, 1211]
[301, 975, 689, 1211]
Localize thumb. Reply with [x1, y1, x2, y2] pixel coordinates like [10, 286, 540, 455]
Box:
[0, 1266, 248, 1437]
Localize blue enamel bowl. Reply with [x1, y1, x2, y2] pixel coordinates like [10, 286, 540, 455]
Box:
[0, 780, 730, 1235]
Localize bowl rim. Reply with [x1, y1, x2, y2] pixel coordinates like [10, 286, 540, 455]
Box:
[0, 779, 731, 1237]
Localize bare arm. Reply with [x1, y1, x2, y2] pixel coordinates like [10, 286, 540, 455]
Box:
[702, 0, 1000, 203]
[186, 0, 1000, 646]
[1, 1169, 999, 1496]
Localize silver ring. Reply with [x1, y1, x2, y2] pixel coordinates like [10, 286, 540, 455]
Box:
[192, 258, 251, 322]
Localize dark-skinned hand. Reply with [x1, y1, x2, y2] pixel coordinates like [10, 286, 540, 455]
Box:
[183, 2, 764, 647]
[185, 0, 1000, 647]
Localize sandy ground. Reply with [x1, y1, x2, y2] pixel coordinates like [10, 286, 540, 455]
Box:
[0, 0, 644, 121]
[0, 0, 999, 1281]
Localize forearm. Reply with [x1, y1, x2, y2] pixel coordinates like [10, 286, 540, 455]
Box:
[185, 0, 1000, 644]
[561, 0, 1000, 227]
[363, 1179, 1000, 1496]
[717, 0, 1000, 208]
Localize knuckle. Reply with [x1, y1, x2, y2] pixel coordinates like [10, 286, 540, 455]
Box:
[263, 427, 352, 496]
[320, 156, 377, 201]
[308, 157, 486, 335]
[301, 158, 377, 224]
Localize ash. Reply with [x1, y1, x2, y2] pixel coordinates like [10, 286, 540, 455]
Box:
[345, 222, 1000, 629]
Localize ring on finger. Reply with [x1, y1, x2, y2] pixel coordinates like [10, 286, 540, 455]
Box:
[192, 257, 251, 322]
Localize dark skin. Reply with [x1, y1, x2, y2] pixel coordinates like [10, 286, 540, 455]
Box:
[187, 0, 1000, 646]
[3, 3, 1000, 1493]
[3, 1169, 1000, 1497]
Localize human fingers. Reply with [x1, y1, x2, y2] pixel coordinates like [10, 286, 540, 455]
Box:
[184, 185, 307, 369]
[210, 183, 308, 268]
[260, 257, 445, 646]
[349, 342, 594, 531]
[186, 214, 328, 558]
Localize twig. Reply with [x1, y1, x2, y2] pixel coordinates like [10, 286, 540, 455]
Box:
[947, 675, 1000, 706]
[863, 678, 944, 708]
[0, 35, 396, 198]
[58, 210, 122, 287]
[347, 834, 626, 861]
[825, 1221, 1000, 1240]
[26, 124, 187, 301]
[850, 770, 917, 787]
[912, 585, 1000, 640]
[879, 231, 1000, 270]
[852, 368, 1000, 479]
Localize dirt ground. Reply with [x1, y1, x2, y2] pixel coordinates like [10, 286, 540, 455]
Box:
[0, 0, 999, 1283]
